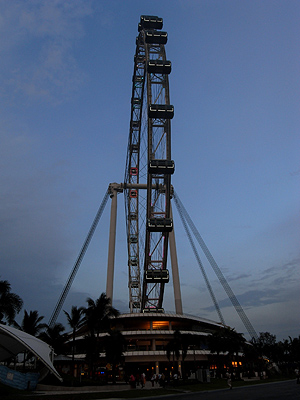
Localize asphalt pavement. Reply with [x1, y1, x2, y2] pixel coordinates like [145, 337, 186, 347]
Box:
[35, 379, 299, 399]
[138, 380, 299, 400]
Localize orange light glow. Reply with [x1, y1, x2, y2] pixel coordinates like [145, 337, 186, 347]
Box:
[152, 321, 169, 329]
[231, 361, 242, 367]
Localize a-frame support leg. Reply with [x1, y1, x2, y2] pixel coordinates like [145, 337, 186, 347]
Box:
[106, 184, 118, 302]
[169, 202, 183, 314]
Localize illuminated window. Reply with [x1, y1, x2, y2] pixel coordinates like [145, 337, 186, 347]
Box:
[152, 321, 169, 330]
[231, 361, 242, 367]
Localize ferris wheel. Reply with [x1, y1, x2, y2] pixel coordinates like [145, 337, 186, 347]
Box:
[48, 15, 258, 341]
[124, 15, 175, 313]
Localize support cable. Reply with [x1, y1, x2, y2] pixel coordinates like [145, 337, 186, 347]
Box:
[173, 195, 225, 325]
[173, 191, 258, 341]
[49, 190, 110, 327]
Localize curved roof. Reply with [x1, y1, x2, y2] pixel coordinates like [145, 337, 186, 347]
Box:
[0, 324, 62, 382]
[115, 312, 224, 328]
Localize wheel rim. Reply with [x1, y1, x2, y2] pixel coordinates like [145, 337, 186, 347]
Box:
[125, 15, 174, 313]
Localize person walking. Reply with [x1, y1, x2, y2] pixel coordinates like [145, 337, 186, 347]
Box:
[151, 373, 156, 387]
[226, 371, 233, 389]
[140, 372, 146, 388]
[129, 374, 136, 389]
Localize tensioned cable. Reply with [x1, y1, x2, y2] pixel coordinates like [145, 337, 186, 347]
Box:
[173, 193, 225, 325]
[173, 190, 258, 341]
[49, 190, 110, 327]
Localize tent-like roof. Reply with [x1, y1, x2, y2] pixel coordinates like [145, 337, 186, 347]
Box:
[0, 323, 62, 381]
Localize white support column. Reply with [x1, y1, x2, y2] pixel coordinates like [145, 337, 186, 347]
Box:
[151, 338, 156, 351]
[106, 185, 118, 302]
[156, 361, 159, 375]
[169, 202, 183, 314]
[178, 362, 182, 377]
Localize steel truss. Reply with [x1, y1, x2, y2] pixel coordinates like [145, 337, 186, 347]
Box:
[49, 17, 257, 342]
[124, 16, 174, 313]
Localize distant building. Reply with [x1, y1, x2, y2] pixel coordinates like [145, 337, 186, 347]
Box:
[60, 312, 228, 381]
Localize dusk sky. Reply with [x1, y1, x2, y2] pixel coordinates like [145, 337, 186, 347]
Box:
[0, 0, 299, 341]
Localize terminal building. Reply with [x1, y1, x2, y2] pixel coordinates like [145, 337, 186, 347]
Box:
[107, 312, 223, 376]
[59, 311, 226, 381]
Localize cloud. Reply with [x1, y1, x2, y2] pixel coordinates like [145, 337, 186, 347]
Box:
[201, 288, 280, 314]
[0, 124, 76, 322]
[0, 1, 94, 48]
[181, 253, 300, 339]
[226, 273, 252, 282]
[290, 169, 300, 177]
[0, 0, 95, 103]
[259, 258, 299, 288]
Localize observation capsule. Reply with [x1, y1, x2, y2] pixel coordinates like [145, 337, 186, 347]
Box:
[130, 280, 139, 289]
[144, 30, 168, 45]
[142, 308, 164, 313]
[128, 256, 138, 266]
[147, 218, 173, 232]
[129, 235, 138, 244]
[145, 269, 169, 283]
[139, 15, 163, 31]
[148, 104, 174, 119]
[147, 60, 172, 74]
[148, 159, 175, 175]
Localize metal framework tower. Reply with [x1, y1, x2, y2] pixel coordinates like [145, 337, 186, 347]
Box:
[123, 15, 176, 313]
[49, 15, 257, 340]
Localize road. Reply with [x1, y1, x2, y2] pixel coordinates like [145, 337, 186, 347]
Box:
[137, 380, 299, 400]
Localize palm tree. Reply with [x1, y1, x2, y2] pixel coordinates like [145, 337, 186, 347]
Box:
[64, 306, 86, 377]
[208, 329, 227, 377]
[166, 330, 180, 365]
[226, 327, 246, 358]
[254, 331, 277, 360]
[0, 279, 23, 324]
[208, 327, 246, 377]
[39, 322, 66, 355]
[104, 329, 126, 384]
[84, 333, 97, 378]
[14, 309, 47, 370]
[85, 293, 119, 338]
[84, 293, 119, 378]
[288, 335, 300, 363]
[166, 330, 189, 379]
[15, 310, 47, 336]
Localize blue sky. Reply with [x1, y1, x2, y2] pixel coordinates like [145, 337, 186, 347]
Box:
[0, 0, 299, 341]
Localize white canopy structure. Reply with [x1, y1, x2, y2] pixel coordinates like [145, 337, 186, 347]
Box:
[0, 323, 62, 381]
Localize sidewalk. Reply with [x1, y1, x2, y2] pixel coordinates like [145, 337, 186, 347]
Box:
[34, 380, 159, 395]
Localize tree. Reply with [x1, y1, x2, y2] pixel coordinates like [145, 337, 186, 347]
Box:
[13, 309, 47, 370]
[64, 306, 86, 377]
[166, 331, 180, 365]
[254, 332, 277, 360]
[288, 336, 300, 363]
[85, 293, 119, 338]
[166, 330, 189, 378]
[243, 340, 260, 375]
[39, 323, 66, 355]
[209, 327, 245, 357]
[84, 293, 119, 378]
[15, 310, 47, 336]
[104, 329, 126, 384]
[0, 279, 23, 324]
[208, 327, 246, 377]
[208, 328, 227, 377]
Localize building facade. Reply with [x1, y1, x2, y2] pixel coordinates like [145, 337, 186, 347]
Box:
[60, 312, 228, 381]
